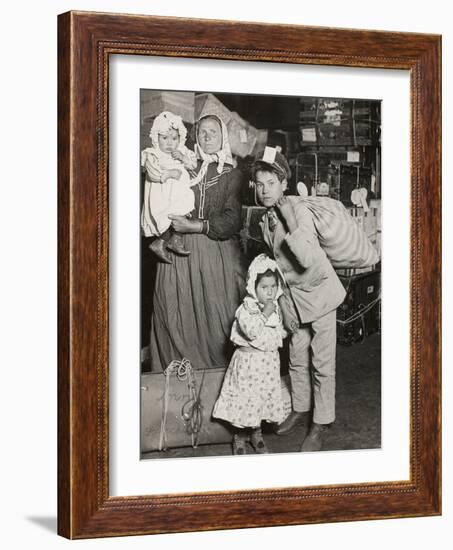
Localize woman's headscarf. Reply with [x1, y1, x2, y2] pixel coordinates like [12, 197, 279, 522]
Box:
[191, 114, 233, 186]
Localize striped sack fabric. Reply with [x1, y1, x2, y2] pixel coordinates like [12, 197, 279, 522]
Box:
[289, 196, 380, 269]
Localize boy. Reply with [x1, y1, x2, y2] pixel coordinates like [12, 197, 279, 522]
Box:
[251, 147, 346, 451]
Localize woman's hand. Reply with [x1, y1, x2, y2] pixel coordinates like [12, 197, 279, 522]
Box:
[168, 215, 203, 234]
[275, 196, 298, 233]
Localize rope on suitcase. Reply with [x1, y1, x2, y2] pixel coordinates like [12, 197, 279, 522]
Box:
[159, 358, 204, 451]
[336, 293, 381, 343]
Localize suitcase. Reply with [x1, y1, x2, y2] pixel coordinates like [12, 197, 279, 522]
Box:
[240, 206, 268, 260]
[337, 271, 381, 345]
[141, 365, 232, 452]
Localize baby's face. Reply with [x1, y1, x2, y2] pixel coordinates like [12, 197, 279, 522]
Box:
[255, 275, 278, 304]
[158, 128, 180, 153]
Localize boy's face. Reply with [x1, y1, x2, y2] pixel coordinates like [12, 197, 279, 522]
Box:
[255, 275, 278, 304]
[158, 128, 180, 153]
[255, 169, 287, 208]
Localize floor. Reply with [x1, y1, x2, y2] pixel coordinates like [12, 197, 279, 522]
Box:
[142, 332, 381, 460]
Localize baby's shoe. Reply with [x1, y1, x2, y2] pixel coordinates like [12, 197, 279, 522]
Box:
[166, 232, 191, 256]
[250, 428, 268, 454]
[149, 238, 172, 264]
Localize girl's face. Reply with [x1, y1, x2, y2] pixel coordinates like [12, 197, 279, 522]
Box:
[197, 118, 222, 154]
[157, 128, 180, 153]
[255, 274, 278, 304]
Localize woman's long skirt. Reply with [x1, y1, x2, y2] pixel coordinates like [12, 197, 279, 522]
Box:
[150, 234, 245, 371]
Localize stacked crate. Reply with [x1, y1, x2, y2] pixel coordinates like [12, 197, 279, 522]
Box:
[141, 90, 195, 124]
[295, 153, 342, 198]
[140, 90, 196, 150]
[195, 93, 260, 158]
[338, 164, 374, 206]
[195, 92, 233, 124]
[299, 97, 380, 148]
[227, 111, 259, 158]
[353, 100, 381, 146]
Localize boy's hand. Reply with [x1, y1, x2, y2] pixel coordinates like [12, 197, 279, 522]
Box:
[171, 150, 184, 162]
[262, 300, 276, 318]
[275, 196, 298, 233]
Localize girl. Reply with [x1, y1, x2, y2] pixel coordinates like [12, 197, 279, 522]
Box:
[213, 254, 287, 455]
[141, 111, 198, 263]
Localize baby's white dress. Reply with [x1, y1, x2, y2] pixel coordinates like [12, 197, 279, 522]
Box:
[141, 145, 197, 236]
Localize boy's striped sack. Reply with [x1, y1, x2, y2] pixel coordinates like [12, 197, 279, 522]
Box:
[290, 196, 380, 268]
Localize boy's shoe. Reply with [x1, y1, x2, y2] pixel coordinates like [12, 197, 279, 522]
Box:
[250, 428, 268, 454]
[166, 232, 191, 256]
[299, 422, 330, 452]
[232, 434, 247, 455]
[274, 411, 310, 435]
[149, 238, 172, 264]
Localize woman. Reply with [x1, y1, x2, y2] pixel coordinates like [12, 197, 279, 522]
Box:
[149, 114, 246, 371]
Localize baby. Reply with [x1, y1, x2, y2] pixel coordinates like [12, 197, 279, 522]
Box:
[213, 254, 287, 455]
[141, 111, 198, 263]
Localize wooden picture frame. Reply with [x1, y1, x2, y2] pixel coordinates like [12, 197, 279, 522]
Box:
[58, 10, 441, 539]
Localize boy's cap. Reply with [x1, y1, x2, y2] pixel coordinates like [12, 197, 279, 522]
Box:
[253, 146, 291, 180]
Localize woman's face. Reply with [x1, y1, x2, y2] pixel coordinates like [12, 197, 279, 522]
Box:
[197, 118, 222, 154]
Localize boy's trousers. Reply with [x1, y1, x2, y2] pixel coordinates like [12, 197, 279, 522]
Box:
[288, 309, 337, 425]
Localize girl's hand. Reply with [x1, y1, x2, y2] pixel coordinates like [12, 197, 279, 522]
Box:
[275, 196, 297, 233]
[262, 300, 276, 318]
[168, 215, 203, 234]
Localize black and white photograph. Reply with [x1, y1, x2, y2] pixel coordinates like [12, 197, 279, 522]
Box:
[140, 90, 382, 459]
[2, 0, 448, 546]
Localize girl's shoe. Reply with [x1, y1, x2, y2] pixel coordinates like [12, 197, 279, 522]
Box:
[250, 429, 268, 454]
[232, 434, 247, 455]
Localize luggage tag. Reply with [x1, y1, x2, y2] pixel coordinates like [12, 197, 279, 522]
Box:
[359, 188, 370, 212]
[262, 146, 277, 164]
[297, 181, 309, 197]
[351, 187, 370, 212]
